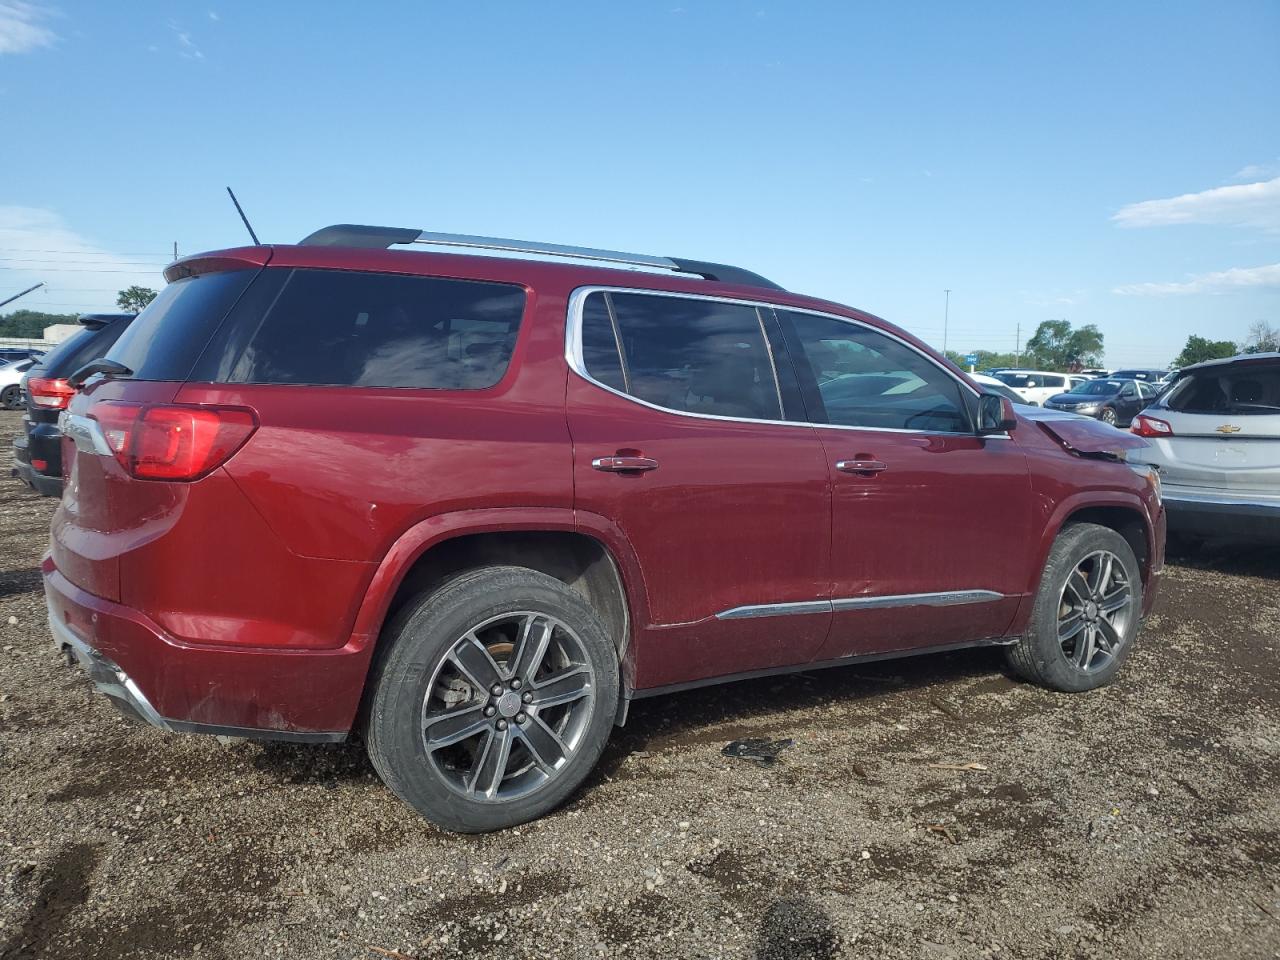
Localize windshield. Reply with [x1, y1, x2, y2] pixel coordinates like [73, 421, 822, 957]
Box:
[1163, 361, 1280, 415]
[1068, 379, 1123, 396]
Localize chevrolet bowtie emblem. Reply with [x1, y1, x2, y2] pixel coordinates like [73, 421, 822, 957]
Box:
[1216, 424, 1242, 434]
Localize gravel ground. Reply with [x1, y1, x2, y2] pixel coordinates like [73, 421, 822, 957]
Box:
[1, 409, 1277, 960]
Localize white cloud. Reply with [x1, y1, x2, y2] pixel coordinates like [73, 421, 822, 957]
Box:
[208, 10, 219, 21]
[1113, 262, 1280, 296]
[168, 19, 205, 60]
[0, 207, 168, 314]
[1112, 177, 1280, 231]
[0, 2, 56, 55]
[1232, 160, 1279, 182]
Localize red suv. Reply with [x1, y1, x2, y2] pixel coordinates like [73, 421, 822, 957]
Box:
[46, 225, 1165, 832]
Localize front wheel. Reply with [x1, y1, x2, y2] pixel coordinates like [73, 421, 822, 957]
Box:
[1099, 407, 1118, 426]
[365, 566, 619, 833]
[1006, 523, 1142, 692]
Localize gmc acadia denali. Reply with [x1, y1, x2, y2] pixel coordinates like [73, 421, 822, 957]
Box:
[47, 225, 1165, 832]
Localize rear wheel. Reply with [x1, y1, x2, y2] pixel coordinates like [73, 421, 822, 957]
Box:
[365, 565, 619, 833]
[1099, 407, 1118, 426]
[1, 385, 19, 409]
[1006, 523, 1142, 692]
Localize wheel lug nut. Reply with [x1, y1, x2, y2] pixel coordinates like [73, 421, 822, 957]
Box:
[496, 719, 508, 731]
[515, 712, 527, 724]
[483, 705, 496, 717]
[510, 678, 522, 690]
[521, 691, 533, 704]
[490, 683, 504, 697]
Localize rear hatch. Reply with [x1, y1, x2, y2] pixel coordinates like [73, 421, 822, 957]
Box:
[51, 254, 268, 600]
[1134, 356, 1280, 496]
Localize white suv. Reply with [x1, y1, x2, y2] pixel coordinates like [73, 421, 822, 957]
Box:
[994, 370, 1089, 406]
[1130, 353, 1280, 542]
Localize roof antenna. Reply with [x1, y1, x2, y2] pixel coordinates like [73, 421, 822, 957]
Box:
[226, 187, 261, 245]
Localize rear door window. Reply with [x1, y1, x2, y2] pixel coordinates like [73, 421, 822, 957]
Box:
[781, 311, 971, 433]
[577, 290, 784, 421]
[199, 269, 525, 389]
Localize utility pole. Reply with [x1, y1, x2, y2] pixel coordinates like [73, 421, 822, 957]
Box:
[173, 241, 179, 260]
[1015, 322, 1021, 366]
[0, 282, 44, 311]
[943, 289, 951, 355]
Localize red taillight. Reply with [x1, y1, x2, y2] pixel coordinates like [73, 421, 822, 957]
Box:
[27, 377, 76, 410]
[90, 402, 257, 481]
[1131, 414, 1173, 438]
[31, 458, 47, 471]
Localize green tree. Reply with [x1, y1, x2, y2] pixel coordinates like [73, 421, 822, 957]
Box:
[944, 349, 1021, 370]
[1172, 335, 1237, 368]
[1243, 320, 1279, 354]
[1024, 319, 1104, 370]
[0, 309, 78, 338]
[116, 285, 158, 313]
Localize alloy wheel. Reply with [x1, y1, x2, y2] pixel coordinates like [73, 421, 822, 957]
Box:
[1056, 550, 1132, 673]
[419, 611, 596, 803]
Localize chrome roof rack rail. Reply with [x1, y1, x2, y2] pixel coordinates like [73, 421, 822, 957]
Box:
[297, 224, 783, 291]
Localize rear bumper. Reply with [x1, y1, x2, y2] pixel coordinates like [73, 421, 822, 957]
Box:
[12, 457, 64, 497]
[44, 560, 370, 741]
[1163, 488, 1280, 541]
[12, 420, 64, 496]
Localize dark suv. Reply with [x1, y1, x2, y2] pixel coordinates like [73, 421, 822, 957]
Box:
[12, 313, 136, 496]
[47, 226, 1165, 832]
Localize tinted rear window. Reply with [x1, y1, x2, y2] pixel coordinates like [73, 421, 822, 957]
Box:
[108, 270, 257, 380]
[36, 320, 133, 377]
[195, 269, 525, 390]
[1164, 361, 1280, 415]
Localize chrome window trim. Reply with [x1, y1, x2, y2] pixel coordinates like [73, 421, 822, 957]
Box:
[564, 285, 1003, 439]
[716, 589, 1006, 621]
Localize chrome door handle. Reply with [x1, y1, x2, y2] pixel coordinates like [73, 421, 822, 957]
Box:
[836, 459, 887, 475]
[592, 456, 659, 473]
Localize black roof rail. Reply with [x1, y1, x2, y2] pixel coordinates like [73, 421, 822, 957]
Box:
[296, 224, 784, 291]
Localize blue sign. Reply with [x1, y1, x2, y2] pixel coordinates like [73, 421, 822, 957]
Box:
[964, 353, 978, 364]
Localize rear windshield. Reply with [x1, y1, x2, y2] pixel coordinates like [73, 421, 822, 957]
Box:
[1163, 361, 1280, 415]
[36, 320, 133, 378]
[192, 268, 526, 390]
[108, 270, 257, 380]
[1069, 380, 1123, 396]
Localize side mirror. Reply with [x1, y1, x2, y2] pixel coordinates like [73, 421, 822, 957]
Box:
[977, 393, 1018, 435]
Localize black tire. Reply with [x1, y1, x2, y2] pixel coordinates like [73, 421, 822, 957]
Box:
[1, 385, 19, 409]
[1099, 407, 1118, 426]
[365, 565, 619, 833]
[1006, 522, 1143, 692]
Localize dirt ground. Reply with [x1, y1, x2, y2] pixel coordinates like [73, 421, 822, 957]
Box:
[0, 409, 1277, 960]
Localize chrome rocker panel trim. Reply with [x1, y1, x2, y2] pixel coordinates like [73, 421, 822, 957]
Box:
[716, 589, 1005, 620]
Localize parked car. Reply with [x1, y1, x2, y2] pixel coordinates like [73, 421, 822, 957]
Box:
[47, 225, 1165, 832]
[1109, 368, 1167, 383]
[1130, 352, 1280, 542]
[970, 372, 1037, 406]
[1078, 368, 1111, 379]
[11, 313, 136, 496]
[0, 348, 44, 365]
[993, 370, 1090, 405]
[0, 358, 38, 409]
[1042, 378, 1161, 427]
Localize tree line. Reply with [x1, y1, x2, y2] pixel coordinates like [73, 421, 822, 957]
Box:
[946, 319, 1278, 373]
[0, 286, 158, 339]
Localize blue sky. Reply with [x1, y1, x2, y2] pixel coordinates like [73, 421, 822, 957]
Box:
[2, 1, 1277, 366]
